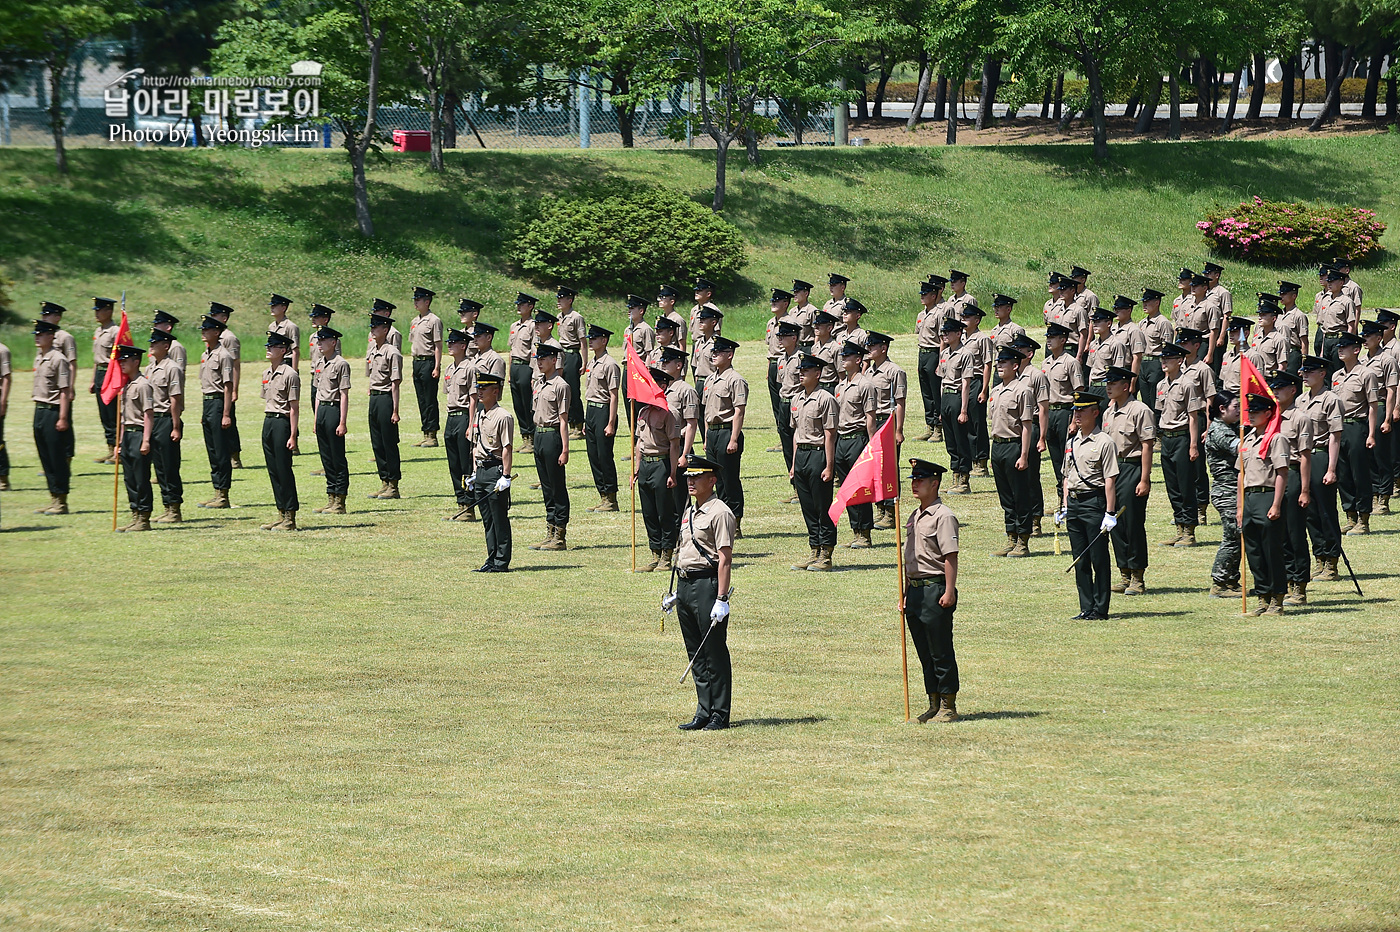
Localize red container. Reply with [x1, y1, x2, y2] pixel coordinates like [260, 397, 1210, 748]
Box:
[392, 130, 431, 152]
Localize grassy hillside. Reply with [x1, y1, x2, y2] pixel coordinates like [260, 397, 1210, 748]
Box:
[2, 137, 1398, 367]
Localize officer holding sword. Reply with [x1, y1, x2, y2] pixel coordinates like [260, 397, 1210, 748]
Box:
[467, 373, 515, 572]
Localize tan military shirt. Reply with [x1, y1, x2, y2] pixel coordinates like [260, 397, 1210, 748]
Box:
[960, 332, 993, 378]
[776, 349, 802, 400]
[32, 349, 71, 404]
[219, 328, 240, 362]
[1342, 279, 1362, 311]
[1280, 308, 1309, 351]
[367, 341, 404, 392]
[533, 373, 570, 426]
[1317, 294, 1355, 334]
[0, 342, 10, 381]
[821, 297, 848, 318]
[1304, 390, 1344, 447]
[308, 331, 325, 377]
[199, 345, 234, 396]
[1186, 359, 1217, 403]
[470, 349, 508, 396]
[692, 334, 716, 378]
[991, 321, 1027, 351]
[1171, 294, 1194, 329]
[647, 335, 676, 367]
[1080, 288, 1101, 313]
[93, 321, 119, 367]
[625, 320, 655, 360]
[1061, 295, 1091, 338]
[764, 315, 787, 359]
[812, 338, 839, 383]
[443, 358, 474, 411]
[1042, 297, 1064, 326]
[387, 325, 402, 353]
[530, 338, 562, 375]
[916, 305, 945, 348]
[1103, 398, 1156, 458]
[666, 379, 701, 428]
[636, 402, 680, 456]
[1248, 329, 1286, 374]
[1115, 321, 1148, 358]
[1220, 346, 1268, 393]
[144, 356, 184, 415]
[1208, 284, 1233, 319]
[937, 342, 970, 384]
[317, 355, 351, 405]
[557, 309, 586, 350]
[1042, 352, 1086, 404]
[474, 404, 514, 463]
[1137, 315, 1174, 355]
[1018, 365, 1050, 408]
[1064, 428, 1119, 493]
[261, 364, 299, 415]
[836, 325, 868, 350]
[121, 374, 153, 427]
[1331, 364, 1378, 419]
[409, 312, 443, 356]
[904, 498, 958, 579]
[1156, 371, 1203, 430]
[835, 372, 878, 433]
[666, 310, 691, 346]
[53, 329, 78, 373]
[585, 352, 621, 405]
[866, 359, 907, 414]
[691, 303, 722, 339]
[268, 319, 301, 363]
[1088, 333, 1131, 381]
[1185, 295, 1222, 336]
[788, 305, 815, 345]
[508, 319, 536, 361]
[789, 388, 837, 445]
[1239, 427, 1288, 487]
[1366, 348, 1400, 395]
[676, 495, 736, 572]
[1277, 404, 1312, 464]
[703, 368, 748, 424]
[988, 378, 1034, 440]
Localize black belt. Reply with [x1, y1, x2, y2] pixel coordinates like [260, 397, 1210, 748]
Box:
[35, 401, 59, 409]
[838, 430, 868, 438]
[1313, 445, 1329, 453]
[1322, 331, 1345, 338]
[1144, 353, 1161, 359]
[942, 387, 960, 394]
[477, 456, 502, 468]
[1245, 485, 1273, 493]
[1343, 416, 1364, 423]
[1288, 462, 1300, 470]
[204, 392, 223, 398]
[797, 442, 823, 450]
[587, 401, 607, 408]
[642, 454, 669, 462]
[708, 420, 730, 429]
[992, 436, 1019, 444]
[1122, 455, 1142, 462]
[447, 409, 466, 416]
[906, 576, 945, 587]
[1050, 402, 1072, 410]
[511, 357, 529, 365]
[1159, 427, 1187, 437]
[95, 363, 108, 369]
[678, 567, 718, 580]
[370, 390, 391, 396]
[535, 425, 559, 432]
[265, 412, 288, 419]
[414, 354, 433, 360]
[562, 347, 581, 354]
[1068, 488, 1105, 500]
[318, 399, 341, 407]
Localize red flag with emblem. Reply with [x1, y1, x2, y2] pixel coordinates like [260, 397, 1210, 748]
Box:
[1239, 354, 1281, 458]
[828, 414, 899, 524]
[624, 335, 667, 408]
[98, 310, 134, 404]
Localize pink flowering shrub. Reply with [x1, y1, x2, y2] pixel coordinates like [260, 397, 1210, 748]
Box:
[1198, 197, 1386, 266]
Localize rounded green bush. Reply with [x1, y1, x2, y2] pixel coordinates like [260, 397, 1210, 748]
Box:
[509, 187, 747, 294]
[1198, 197, 1386, 267]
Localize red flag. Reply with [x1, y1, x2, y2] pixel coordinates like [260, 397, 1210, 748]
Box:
[1238, 353, 1281, 459]
[828, 415, 899, 524]
[624, 335, 667, 408]
[99, 310, 135, 404]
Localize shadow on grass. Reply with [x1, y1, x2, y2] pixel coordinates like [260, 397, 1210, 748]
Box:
[507, 564, 586, 572]
[958, 710, 1045, 722]
[297, 523, 379, 531]
[0, 525, 59, 533]
[731, 715, 830, 728]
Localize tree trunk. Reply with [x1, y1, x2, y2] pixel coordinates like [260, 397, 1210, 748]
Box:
[1052, 72, 1064, 120]
[906, 52, 931, 130]
[1310, 46, 1353, 130]
[1135, 75, 1163, 134]
[1298, 51, 1307, 118]
[1362, 51, 1383, 119]
[745, 127, 759, 165]
[614, 71, 635, 147]
[857, 63, 869, 119]
[1246, 53, 1266, 119]
[192, 108, 205, 147]
[428, 84, 444, 172]
[873, 63, 892, 119]
[1168, 69, 1181, 139]
[1220, 62, 1244, 133]
[1084, 55, 1109, 159]
[1124, 89, 1140, 121]
[349, 11, 386, 237]
[47, 52, 68, 175]
[976, 57, 1000, 129]
[712, 137, 730, 211]
[443, 91, 459, 148]
[1322, 39, 1341, 119]
[1387, 70, 1398, 119]
[946, 69, 958, 145]
[1195, 57, 1212, 120]
[1278, 56, 1295, 121]
[1040, 78, 1053, 119]
[350, 144, 373, 237]
[933, 72, 948, 122]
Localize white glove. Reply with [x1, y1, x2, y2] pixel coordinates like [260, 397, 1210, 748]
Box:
[1054, 510, 1066, 527]
[1099, 513, 1118, 532]
[661, 594, 677, 613]
[709, 600, 730, 623]
[494, 476, 511, 492]
[465, 476, 475, 492]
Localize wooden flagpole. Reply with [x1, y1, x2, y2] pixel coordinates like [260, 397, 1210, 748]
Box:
[111, 292, 126, 531]
[894, 496, 910, 722]
[1239, 375, 1248, 615]
[630, 397, 637, 573]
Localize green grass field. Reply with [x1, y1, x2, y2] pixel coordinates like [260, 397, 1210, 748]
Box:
[2, 339, 1398, 930]
[3, 138, 1399, 929]
[2, 135, 1398, 367]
